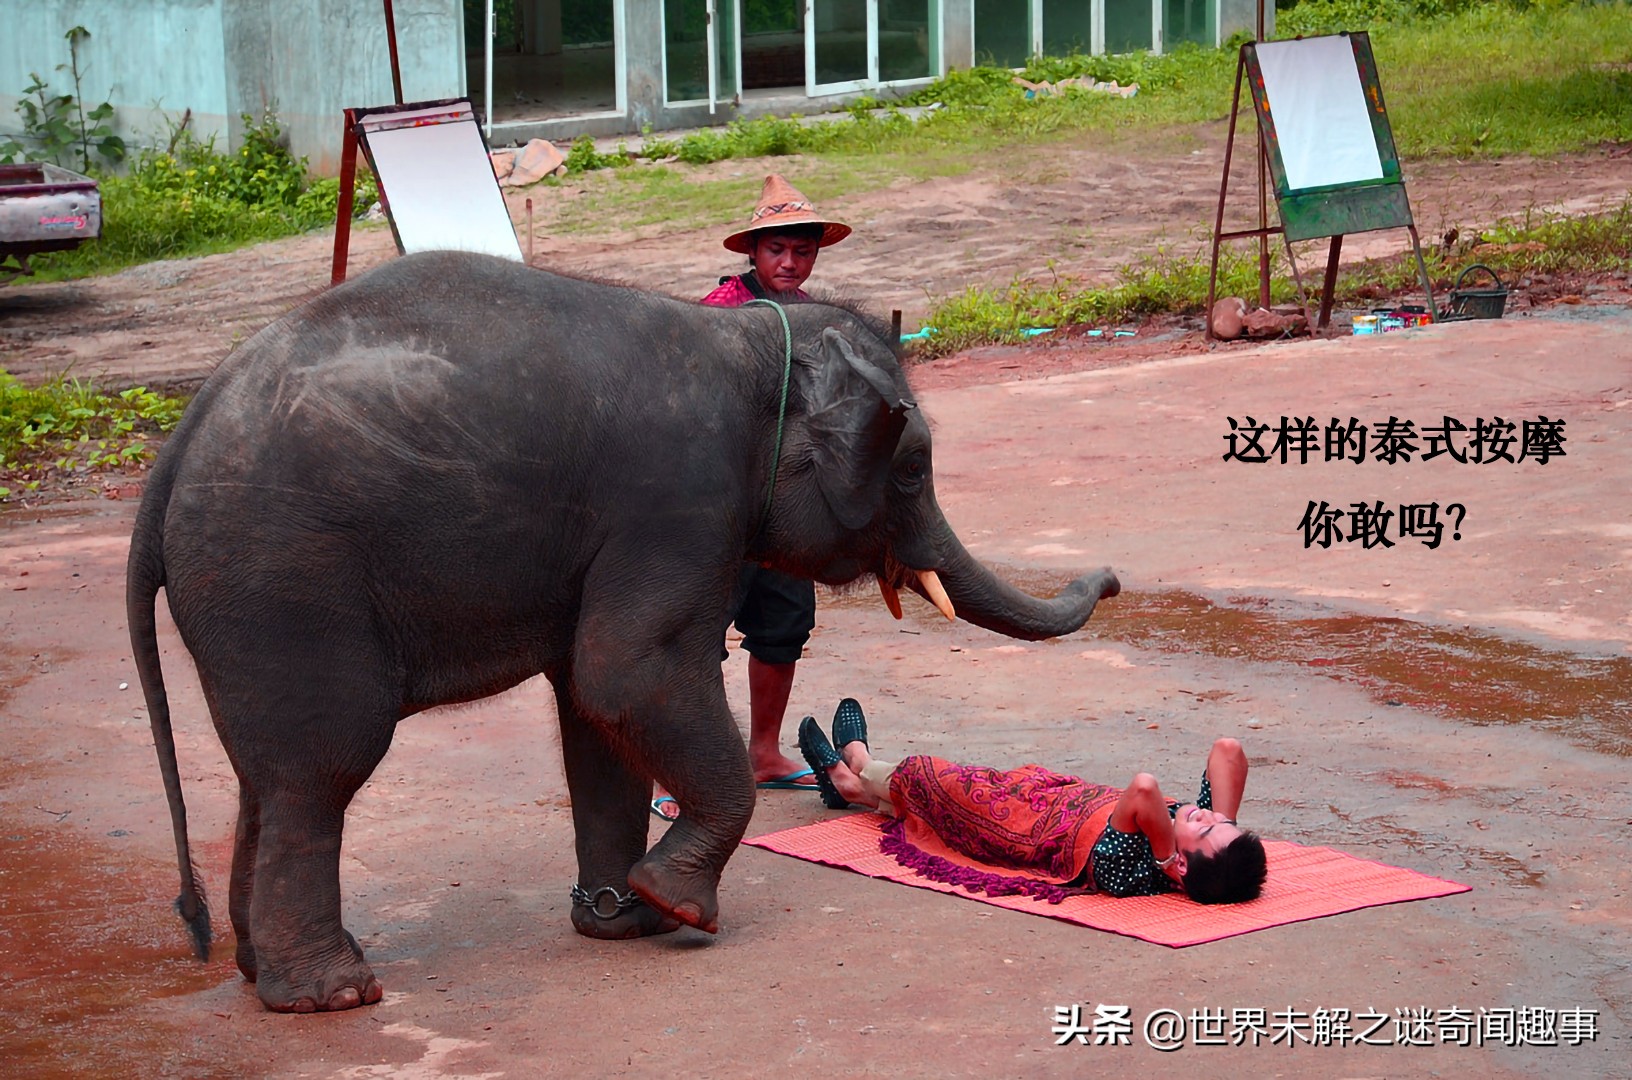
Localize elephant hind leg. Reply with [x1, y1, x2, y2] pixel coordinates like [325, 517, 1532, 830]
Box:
[204, 653, 397, 1012]
[247, 789, 385, 1013]
[229, 781, 260, 981]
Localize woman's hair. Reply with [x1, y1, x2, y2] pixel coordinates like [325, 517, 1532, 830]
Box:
[1182, 831, 1267, 904]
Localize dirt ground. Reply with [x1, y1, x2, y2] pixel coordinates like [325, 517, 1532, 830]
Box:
[3, 135, 1632, 1077]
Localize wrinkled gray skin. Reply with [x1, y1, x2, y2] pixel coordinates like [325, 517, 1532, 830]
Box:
[128, 250, 1120, 1013]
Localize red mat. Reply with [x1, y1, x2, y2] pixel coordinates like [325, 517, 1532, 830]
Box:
[743, 813, 1470, 948]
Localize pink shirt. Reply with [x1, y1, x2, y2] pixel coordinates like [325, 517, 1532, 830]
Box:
[700, 275, 810, 308]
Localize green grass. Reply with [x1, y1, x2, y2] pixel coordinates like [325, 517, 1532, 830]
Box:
[0, 370, 188, 499]
[1367, 2, 1632, 157]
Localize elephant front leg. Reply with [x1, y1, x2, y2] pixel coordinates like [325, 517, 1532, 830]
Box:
[554, 683, 681, 940]
[614, 688, 757, 935]
[567, 554, 759, 935]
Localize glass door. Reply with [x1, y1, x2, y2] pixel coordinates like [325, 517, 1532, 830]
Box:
[665, 0, 741, 109]
[807, 0, 933, 94]
[807, 0, 873, 94]
[878, 0, 933, 82]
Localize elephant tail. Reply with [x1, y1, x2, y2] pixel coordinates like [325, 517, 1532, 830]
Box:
[127, 477, 211, 961]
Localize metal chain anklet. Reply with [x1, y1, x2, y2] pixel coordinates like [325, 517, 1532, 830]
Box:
[570, 883, 644, 919]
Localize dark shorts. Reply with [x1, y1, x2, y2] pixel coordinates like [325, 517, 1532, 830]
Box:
[730, 563, 816, 665]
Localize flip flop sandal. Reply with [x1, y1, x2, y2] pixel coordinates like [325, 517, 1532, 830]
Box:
[649, 795, 679, 822]
[797, 716, 851, 810]
[831, 697, 869, 751]
[757, 768, 817, 790]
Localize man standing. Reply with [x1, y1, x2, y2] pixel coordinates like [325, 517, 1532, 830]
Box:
[651, 175, 853, 822]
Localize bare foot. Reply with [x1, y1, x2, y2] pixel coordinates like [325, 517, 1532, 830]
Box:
[651, 790, 680, 821]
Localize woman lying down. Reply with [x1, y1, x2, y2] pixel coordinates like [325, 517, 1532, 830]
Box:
[798, 701, 1267, 905]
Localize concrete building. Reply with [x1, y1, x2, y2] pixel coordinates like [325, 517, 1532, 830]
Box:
[2, 0, 1267, 174]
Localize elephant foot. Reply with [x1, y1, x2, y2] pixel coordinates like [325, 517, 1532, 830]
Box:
[571, 900, 681, 940]
[258, 965, 384, 1013]
[254, 932, 382, 1012]
[626, 856, 721, 935]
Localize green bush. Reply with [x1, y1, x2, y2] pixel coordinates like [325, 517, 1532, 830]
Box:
[563, 134, 634, 173]
[0, 370, 188, 498]
[25, 110, 377, 281]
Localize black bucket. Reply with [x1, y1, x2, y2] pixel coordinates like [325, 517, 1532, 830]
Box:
[1443, 264, 1509, 321]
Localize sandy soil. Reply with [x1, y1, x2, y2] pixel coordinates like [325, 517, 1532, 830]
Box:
[2, 136, 1632, 1077]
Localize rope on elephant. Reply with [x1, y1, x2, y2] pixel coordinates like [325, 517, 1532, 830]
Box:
[744, 297, 793, 528]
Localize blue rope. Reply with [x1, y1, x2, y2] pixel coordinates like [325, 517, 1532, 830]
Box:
[743, 298, 793, 527]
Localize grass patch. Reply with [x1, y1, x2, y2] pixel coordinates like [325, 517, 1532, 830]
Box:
[0, 370, 188, 500]
[1363, 2, 1632, 157]
[917, 195, 1632, 355]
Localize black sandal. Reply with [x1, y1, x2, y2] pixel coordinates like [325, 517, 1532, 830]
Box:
[797, 716, 851, 810]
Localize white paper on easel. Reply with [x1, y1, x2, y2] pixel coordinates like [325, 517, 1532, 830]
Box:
[359, 102, 522, 261]
[1256, 35, 1384, 192]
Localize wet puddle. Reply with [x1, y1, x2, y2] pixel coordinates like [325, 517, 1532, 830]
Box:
[827, 572, 1632, 756]
[0, 808, 243, 1077]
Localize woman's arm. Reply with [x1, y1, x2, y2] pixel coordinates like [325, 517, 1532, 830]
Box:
[1205, 738, 1249, 820]
[1106, 773, 1178, 864]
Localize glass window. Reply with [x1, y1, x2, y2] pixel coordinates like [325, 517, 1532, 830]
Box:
[880, 0, 933, 82]
[1104, 0, 1153, 53]
[812, 0, 870, 87]
[717, 0, 739, 99]
[1042, 0, 1093, 57]
[975, 0, 1032, 69]
[1163, 0, 1214, 49]
[666, 0, 709, 102]
[743, 0, 803, 89]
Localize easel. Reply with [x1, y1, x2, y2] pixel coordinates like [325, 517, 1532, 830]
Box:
[331, 1, 405, 285]
[1206, 30, 1437, 336]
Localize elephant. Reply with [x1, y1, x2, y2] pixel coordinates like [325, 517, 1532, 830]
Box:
[127, 250, 1121, 1013]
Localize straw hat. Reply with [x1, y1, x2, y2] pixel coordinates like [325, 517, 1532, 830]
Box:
[723, 174, 852, 254]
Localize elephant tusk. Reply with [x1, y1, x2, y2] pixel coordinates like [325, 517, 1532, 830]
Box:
[878, 578, 904, 620]
[917, 569, 956, 622]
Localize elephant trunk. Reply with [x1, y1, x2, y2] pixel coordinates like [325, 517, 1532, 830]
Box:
[901, 524, 1120, 641]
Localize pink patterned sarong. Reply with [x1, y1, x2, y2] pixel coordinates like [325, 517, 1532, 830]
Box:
[881, 756, 1121, 904]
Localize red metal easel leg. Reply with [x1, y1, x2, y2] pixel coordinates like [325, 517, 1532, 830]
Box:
[331, 109, 359, 287]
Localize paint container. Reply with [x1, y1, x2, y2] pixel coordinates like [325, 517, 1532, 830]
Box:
[1352, 315, 1380, 335]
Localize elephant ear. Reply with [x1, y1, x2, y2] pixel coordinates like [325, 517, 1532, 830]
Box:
[797, 328, 915, 530]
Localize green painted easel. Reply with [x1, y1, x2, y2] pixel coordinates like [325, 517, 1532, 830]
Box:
[1206, 31, 1437, 335]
